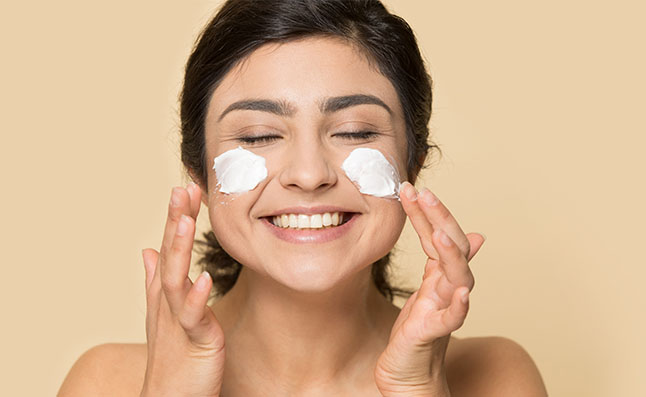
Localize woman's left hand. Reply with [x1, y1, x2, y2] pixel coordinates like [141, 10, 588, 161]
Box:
[374, 182, 486, 397]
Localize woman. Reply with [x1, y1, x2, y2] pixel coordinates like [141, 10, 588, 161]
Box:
[59, 0, 548, 395]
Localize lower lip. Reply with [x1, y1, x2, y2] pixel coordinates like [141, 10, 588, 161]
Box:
[262, 214, 359, 244]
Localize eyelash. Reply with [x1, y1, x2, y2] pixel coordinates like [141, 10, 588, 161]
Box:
[333, 131, 379, 140]
[236, 131, 378, 144]
[237, 135, 281, 144]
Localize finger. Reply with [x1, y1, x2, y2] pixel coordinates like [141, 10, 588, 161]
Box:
[466, 233, 486, 262]
[160, 187, 192, 262]
[400, 181, 439, 260]
[424, 233, 484, 280]
[423, 235, 482, 282]
[423, 257, 441, 280]
[178, 271, 224, 349]
[142, 248, 161, 342]
[389, 290, 419, 342]
[420, 287, 469, 341]
[399, 267, 444, 340]
[157, 187, 192, 312]
[433, 229, 474, 289]
[439, 287, 470, 332]
[416, 260, 445, 309]
[142, 248, 159, 290]
[418, 188, 470, 258]
[186, 182, 202, 220]
[162, 214, 196, 314]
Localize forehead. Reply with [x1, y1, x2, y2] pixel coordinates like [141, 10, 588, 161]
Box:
[206, 37, 405, 121]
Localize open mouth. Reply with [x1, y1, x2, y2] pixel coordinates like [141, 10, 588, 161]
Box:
[265, 212, 356, 230]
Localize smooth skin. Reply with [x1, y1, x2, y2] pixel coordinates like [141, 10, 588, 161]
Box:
[58, 183, 547, 396]
[138, 184, 224, 397]
[373, 182, 479, 396]
[58, 38, 548, 396]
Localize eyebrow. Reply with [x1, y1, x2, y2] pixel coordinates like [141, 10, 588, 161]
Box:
[218, 99, 295, 121]
[321, 94, 392, 115]
[218, 94, 391, 121]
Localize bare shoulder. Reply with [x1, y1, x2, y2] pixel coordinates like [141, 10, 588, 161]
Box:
[445, 336, 548, 397]
[57, 343, 147, 397]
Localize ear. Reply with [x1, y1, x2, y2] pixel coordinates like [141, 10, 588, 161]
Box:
[187, 170, 210, 207]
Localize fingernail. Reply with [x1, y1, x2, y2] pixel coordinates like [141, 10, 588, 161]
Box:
[480, 233, 487, 242]
[421, 189, 439, 206]
[177, 215, 190, 236]
[461, 289, 469, 304]
[170, 187, 181, 207]
[401, 181, 417, 201]
[439, 230, 453, 247]
[196, 271, 211, 290]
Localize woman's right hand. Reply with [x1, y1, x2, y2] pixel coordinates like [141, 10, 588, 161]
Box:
[140, 183, 225, 397]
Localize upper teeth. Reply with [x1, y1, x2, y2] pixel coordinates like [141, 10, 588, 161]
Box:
[271, 212, 345, 229]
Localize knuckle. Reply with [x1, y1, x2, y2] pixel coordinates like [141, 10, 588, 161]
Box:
[170, 241, 187, 256]
[178, 311, 196, 330]
[161, 275, 183, 293]
[183, 292, 200, 312]
[438, 206, 451, 221]
[421, 239, 439, 259]
[453, 316, 466, 330]
[466, 272, 475, 290]
[167, 205, 180, 222]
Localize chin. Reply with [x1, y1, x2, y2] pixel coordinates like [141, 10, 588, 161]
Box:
[263, 255, 368, 294]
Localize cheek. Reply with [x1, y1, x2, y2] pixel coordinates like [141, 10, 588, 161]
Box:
[364, 198, 407, 261]
[383, 201, 407, 241]
[205, 191, 259, 266]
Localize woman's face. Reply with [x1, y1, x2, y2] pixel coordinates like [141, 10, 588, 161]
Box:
[202, 37, 409, 292]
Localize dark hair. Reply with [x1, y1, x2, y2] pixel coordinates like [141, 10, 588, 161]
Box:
[181, 0, 439, 302]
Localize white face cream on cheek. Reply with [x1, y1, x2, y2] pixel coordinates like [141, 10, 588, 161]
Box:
[341, 148, 401, 199]
[212, 146, 268, 194]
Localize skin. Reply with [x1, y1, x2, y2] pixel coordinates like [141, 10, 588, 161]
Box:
[202, 38, 430, 395]
[58, 38, 548, 396]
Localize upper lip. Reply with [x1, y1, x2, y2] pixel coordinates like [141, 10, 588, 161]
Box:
[260, 205, 360, 217]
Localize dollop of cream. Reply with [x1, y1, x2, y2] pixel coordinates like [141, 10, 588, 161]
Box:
[341, 148, 401, 199]
[212, 146, 267, 194]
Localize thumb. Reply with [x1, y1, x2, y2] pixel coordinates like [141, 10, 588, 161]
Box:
[178, 271, 226, 351]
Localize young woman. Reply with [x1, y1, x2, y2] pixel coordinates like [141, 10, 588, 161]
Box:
[59, 1, 547, 395]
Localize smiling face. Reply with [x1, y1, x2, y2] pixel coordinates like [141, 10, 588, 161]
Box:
[202, 37, 409, 292]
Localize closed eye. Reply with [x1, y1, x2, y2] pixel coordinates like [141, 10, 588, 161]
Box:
[333, 131, 379, 140]
[237, 135, 282, 144]
[237, 131, 378, 144]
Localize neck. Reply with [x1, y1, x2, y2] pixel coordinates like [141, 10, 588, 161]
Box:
[211, 265, 399, 393]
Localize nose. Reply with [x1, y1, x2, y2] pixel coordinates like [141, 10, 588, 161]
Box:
[278, 139, 338, 193]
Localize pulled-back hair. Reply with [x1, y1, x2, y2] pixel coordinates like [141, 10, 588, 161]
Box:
[180, 0, 439, 302]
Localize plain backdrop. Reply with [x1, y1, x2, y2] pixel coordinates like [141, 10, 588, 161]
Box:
[1, 1, 644, 395]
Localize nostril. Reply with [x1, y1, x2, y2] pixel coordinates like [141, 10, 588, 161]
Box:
[279, 157, 338, 192]
[286, 181, 335, 191]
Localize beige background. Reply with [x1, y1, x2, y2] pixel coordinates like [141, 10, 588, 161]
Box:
[1, 1, 644, 395]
